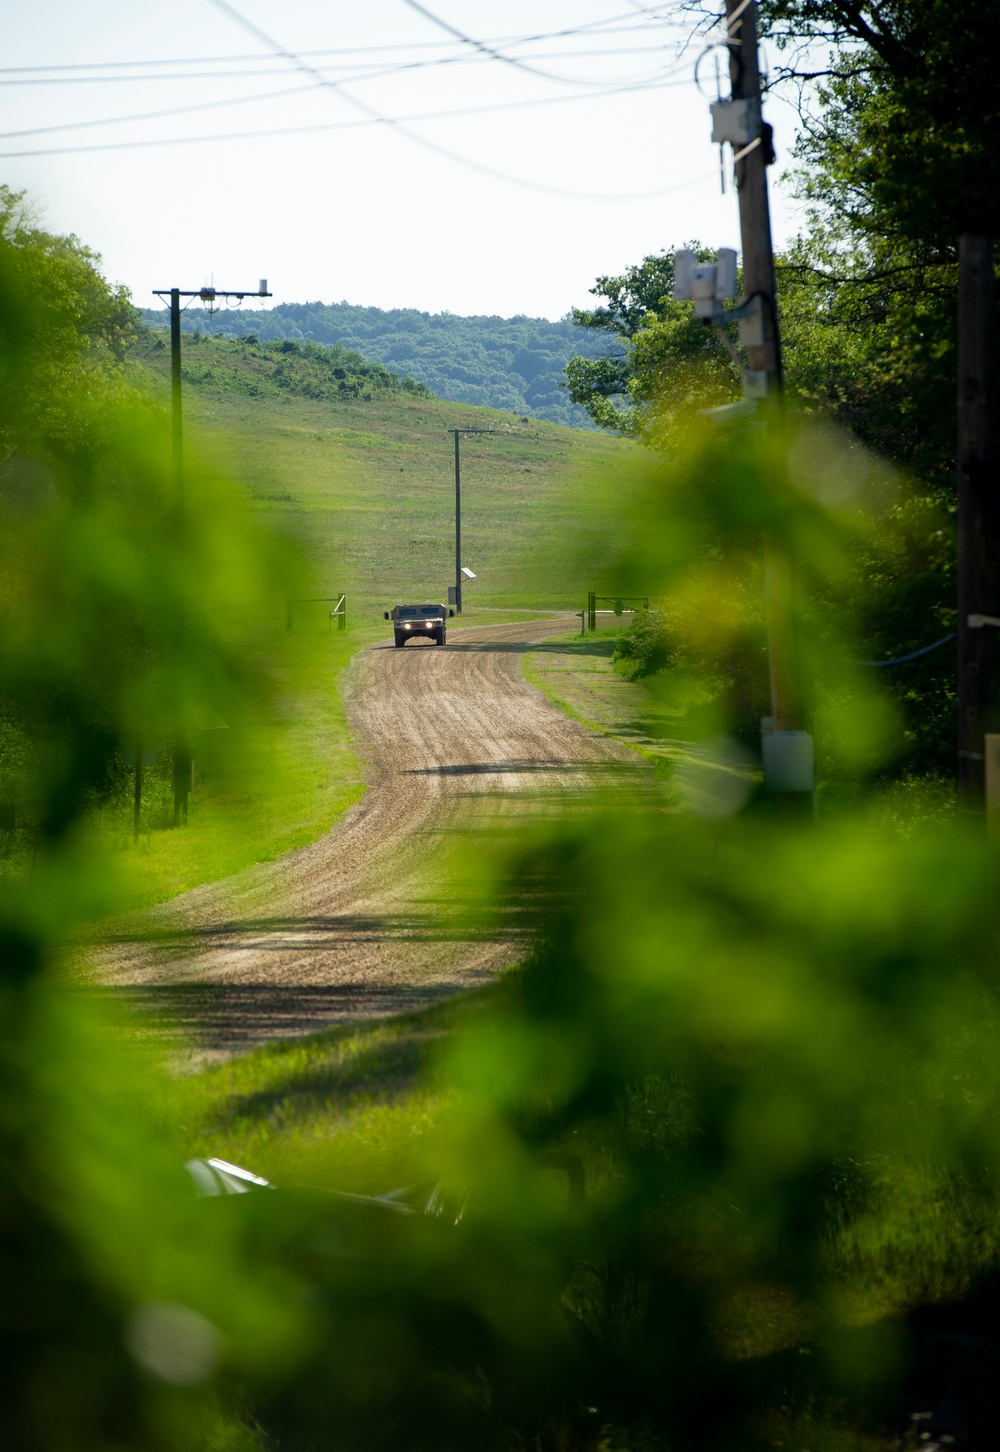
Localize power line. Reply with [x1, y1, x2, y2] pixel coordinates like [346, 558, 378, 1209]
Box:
[0, 45, 678, 90]
[0, 74, 683, 147]
[0, 39, 691, 143]
[0, 74, 709, 205]
[193, 0, 692, 201]
[398, 0, 647, 88]
[0, 10, 685, 80]
[0, 81, 323, 141]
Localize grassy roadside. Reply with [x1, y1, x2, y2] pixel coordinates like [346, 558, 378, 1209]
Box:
[520, 629, 677, 763]
[98, 610, 572, 915]
[93, 628, 374, 912]
[166, 990, 492, 1195]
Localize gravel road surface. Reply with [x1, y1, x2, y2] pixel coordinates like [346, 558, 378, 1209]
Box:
[99, 619, 644, 1059]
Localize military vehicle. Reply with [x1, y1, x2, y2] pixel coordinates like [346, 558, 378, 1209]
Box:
[384, 603, 454, 647]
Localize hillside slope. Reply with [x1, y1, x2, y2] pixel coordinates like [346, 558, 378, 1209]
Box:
[129, 329, 631, 619]
[142, 300, 607, 428]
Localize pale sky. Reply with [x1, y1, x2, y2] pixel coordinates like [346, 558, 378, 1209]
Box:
[1, 2, 807, 320]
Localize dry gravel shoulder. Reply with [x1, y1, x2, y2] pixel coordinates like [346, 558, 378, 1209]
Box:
[98, 618, 645, 1059]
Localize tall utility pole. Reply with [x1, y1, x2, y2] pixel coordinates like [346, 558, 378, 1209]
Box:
[956, 236, 998, 813]
[152, 280, 272, 824]
[453, 428, 462, 614]
[169, 288, 183, 515]
[447, 427, 492, 613]
[724, 0, 798, 736]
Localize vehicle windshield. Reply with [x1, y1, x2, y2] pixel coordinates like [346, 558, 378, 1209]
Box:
[397, 606, 442, 618]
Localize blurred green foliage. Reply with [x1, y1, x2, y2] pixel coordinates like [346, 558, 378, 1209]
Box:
[140, 419, 995, 1452]
[0, 189, 310, 1448]
[564, 3, 995, 784]
[1, 53, 998, 1440]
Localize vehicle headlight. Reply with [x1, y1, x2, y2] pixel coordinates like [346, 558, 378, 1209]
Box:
[425, 621, 434, 628]
[403, 622, 411, 630]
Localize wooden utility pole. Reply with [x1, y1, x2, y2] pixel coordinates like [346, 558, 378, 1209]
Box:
[453, 429, 463, 614]
[725, 0, 780, 386]
[724, 0, 797, 733]
[447, 427, 492, 614]
[169, 287, 184, 517]
[956, 236, 998, 812]
[153, 279, 271, 825]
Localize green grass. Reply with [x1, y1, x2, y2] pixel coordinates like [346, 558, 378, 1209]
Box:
[129, 330, 632, 621]
[166, 991, 490, 1194]
[521, 630, 679, 762]
[90, 336, 632, 912]
[91, 631, 370, 912]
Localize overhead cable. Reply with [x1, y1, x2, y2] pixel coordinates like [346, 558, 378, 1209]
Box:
[0, 81, 323, 141]
[856, 634, 957, 668]
[0, 9, 682, 76]
[0, 72, 679, 146]
[0, 75, 709, 205]
[196, 0, 694, 201]
[397, 0, 674, 87]
[0, 45, 681, 88]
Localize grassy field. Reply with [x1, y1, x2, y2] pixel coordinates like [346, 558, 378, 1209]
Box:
[91, 631, 369, 911]
[97, 335, 631, 911]
[167, 990, 482, 1194]
[129, 331, 631, 621]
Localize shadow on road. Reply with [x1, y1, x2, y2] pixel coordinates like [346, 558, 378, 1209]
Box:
[114, 980, 470, 1053]
[103, 909, 520, 952]
[406, 757, 635, 776]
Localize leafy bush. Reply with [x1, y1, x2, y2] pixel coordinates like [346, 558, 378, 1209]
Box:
[611, 608, 672, 680]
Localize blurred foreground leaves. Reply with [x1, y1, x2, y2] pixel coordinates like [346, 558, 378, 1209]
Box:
[2, 188, 998, 1452]
[0, 191, 306, 1447]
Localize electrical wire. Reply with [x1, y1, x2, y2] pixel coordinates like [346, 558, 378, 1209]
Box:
[0, 73, 708, 202]
[856, 634, 957, 667]
[188, 0, 694, 202]
[0, 3, 694, 198]
[0, 40, 691, 142]
[0, 44, 680, 89]
[0, 73, 682, 147]
[0, 10, 686, 81]
[0, 81, 324, 141]
[397, 0, 662, 88]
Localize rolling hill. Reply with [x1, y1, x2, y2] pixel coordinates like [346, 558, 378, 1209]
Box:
[129, 328, 632, 619]
[141, 300, 608, 428]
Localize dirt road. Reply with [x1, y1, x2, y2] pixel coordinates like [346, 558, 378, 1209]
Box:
[100, 619, 645, 1058]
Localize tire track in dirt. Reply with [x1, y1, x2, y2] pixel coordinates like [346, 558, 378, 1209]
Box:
[97, 618, 646, 1059]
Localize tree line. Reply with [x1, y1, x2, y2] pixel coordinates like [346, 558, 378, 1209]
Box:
[566, 0, 996, 786]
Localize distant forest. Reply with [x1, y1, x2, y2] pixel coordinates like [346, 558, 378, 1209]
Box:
[141, 301, 605, 427]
